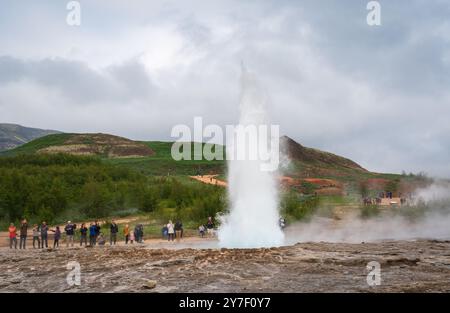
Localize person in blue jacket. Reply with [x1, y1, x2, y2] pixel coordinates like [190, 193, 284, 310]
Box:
[79, 223, 88, 247]
[89, 223, 97, 246]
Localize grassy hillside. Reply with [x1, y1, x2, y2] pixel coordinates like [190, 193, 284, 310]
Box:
[1, 132, 418, 183]
[107, 141, 226, 175]
[1, 132, 429, 196]
[1, 134, 226, 175]
[1, 133, 155, 158]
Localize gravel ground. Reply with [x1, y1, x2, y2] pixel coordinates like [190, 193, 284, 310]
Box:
[0, 239, 449, 293]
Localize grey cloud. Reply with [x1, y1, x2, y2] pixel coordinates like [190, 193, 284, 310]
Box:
[106, 59, 156, 102]
[0, 0, 449, 177]
[0, 56, 156, 104]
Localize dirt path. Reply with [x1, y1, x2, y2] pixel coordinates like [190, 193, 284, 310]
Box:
[190, 175, 227, 187]
[191, 175, 344, 195]
[0, 239, 449, 292]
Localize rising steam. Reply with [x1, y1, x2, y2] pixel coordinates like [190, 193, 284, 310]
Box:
[285, 181, 450, 244]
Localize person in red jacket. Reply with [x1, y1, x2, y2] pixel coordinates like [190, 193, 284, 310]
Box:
[8, 223, 17, 249]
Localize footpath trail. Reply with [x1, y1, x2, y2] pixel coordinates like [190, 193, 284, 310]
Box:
[190, 175, 227, 187]
[191, 175, 344, 196]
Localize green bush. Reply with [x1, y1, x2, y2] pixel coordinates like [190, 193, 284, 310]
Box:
[139, 186, 158, 212]
[0, 154, 146, 224]
[80, 180, 111, 218]
[280, 192, 319, 221]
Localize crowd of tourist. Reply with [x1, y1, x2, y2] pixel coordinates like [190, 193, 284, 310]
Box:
[6, 216, 217, 249]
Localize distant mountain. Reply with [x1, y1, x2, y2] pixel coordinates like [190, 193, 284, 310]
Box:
[0, 123, 61, 151]
[2, 133, 155, 158]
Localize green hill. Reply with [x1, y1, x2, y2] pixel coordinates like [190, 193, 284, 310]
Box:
[109, 141, 225, 175]
[1, 133, 226, 175]
[1, 133, 155, 158]
[0, 132, 402, 179]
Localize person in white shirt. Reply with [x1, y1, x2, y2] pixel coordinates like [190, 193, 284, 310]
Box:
[167, 220, 175, 241]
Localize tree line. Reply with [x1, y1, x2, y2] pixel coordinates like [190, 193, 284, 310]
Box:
[0, 154, 226, 227]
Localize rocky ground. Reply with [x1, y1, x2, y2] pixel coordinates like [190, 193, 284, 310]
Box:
[0, 239, 449, 293]
[0, 241, 450, 292]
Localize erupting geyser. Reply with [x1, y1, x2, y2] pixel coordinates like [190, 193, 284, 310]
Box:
[218, 66, 284, 248]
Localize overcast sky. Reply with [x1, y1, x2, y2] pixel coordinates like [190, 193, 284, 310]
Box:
[0, 0, 449, 177]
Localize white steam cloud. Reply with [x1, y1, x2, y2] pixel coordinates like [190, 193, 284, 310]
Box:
[285, 181, 450, 244]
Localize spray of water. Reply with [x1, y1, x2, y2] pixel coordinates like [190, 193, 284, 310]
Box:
[218, 66, 284, 248]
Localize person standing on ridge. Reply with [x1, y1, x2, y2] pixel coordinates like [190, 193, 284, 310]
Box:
[89, 223, 97, 246]
[97, 233, 106, 246]
[174, 220, 183, 242]
[138, 224, 144, 243]
[199, 225, 206, 238]
[41, 221, 49, 249]
[64, 221, 76, 248]
[51, 226, 61, 248]
[167, 220, 175, 242]
[206, 217, 215, 237]
[8, 223, 17, 249]
[32, 224, 40, 249]
[124, 224, 130, 244]
[94, 221, 101, 243]
[110, 220, 119, 245]
[129, 229, 135, 244]
[19, 219, 28, 249]
[133, 225, 140, 243]
[162, 224, 168, 240]
[79, 223, 88, 247]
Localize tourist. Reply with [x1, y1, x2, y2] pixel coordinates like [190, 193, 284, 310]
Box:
[167, 220, 175, 241]
[89, 223, 97, 246]
[279, 217, 286, 230]
[64, 221, 76, 247]
[79, 223, 88, 246]
[98, 233, 106, 246]
[133, 225, 140, 243]
[8, 223, 17, 249]
[206, 217, 215, 237]
[198, 225, 206, 238]
[19, 219, 28, 249]
[32, 224, 40, 249]
[94, 220, 101, 241]
[52, 226, 61, 248]
[110, 220, 118, 245]
[41, 221, 49, 248]
[124, 224, 130, 244]
[162, 224, 168, 239]
[129, 230, 135, 244]
[138, 224, 144, 243]
[134, 224, 144, 243]
[174, 220, 183, 242]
